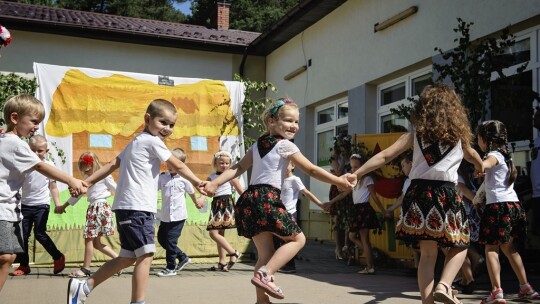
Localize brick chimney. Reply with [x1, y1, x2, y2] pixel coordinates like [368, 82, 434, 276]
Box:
[217, 1, 230, 30]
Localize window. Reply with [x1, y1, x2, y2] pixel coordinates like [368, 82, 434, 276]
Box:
[315, 99, 349, 166]
[377, 68, 433, 133]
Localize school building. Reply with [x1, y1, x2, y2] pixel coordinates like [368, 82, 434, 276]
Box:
[1, 0, 539, 262]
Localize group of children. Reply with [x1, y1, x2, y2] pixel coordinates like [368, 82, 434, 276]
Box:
[0, 85, 539, 304]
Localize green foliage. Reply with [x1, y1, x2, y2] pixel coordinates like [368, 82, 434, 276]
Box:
[12, 0, 188, 23]
[0, 73, 38, 126]
[233, 74, 276, 150]
[390, 18, 520, 126]
[189, 0, 300, 32]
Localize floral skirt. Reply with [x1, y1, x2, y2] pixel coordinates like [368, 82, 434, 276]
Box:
[396, 179, 470, 248]
[235, 184, 301, 239]
[207, 195, 236, 230]
[348, 203, 380, 232]
[84, 200, 115, 239]
[329, 185, 354, 231]
[479, 201, 526, 245]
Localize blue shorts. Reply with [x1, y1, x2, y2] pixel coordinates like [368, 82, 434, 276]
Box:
[115, 210, 156, 258]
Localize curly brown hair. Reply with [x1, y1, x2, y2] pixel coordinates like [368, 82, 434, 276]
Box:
[410, 84, 472, 147]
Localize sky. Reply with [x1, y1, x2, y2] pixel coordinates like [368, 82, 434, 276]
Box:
[174, 1, 192, 16]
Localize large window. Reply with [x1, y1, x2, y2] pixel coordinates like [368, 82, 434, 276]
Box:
[315, 99, 349, 166]
[377, 69, 433, 133]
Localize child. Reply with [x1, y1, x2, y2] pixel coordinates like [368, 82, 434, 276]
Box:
[327, 154, 385, 274]
[67, 99, 205, 304]
[197, 150, 244, 272]
[56, 152, 118, 278]
[476, 120, 538, 304]
[346, 85, 483, 304]
[156, 148, 202, 277]
[276, 161, 326, 273]
[0, 94, 86, 292]
[203, 98, 353, 303]
[10, 135, 66, 276]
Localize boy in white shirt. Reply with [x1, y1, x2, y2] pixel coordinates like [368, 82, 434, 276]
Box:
[11, 135, 66, 276]
[0, 94, 86, 292]
[67, 99, 206, 304]
[156, 148, 202, 277]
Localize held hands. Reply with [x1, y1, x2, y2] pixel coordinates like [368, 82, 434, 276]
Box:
[201, 181, 218, 197]
[196, 181, 208, 196]
[336, 173, 357, 191]
[321, 202, 333, 212]
[54, 204, 67, 214]
[68, 179, 88, 197]
[195, 196, 206, 209]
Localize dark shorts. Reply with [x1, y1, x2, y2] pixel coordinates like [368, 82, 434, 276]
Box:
[115, 210, 156, 258]
[0, 220, 24, 254]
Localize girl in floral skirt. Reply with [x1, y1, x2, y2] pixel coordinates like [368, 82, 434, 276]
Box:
[476, 120, 538, 304]
[346, 85, 483, 304]
[203, 98, 353, 304]
[56, 152, 118, 278]
[198, 151, 244, 272]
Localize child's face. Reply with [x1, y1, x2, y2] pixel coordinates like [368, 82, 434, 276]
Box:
[286, 162, 295, 174]
[145, 109, 177, 140]
[270, 108, 299, 140]
[82, 165, 94, 177]
[477, 136, 487, 152]
[215, 156, 231, 172]
[12, 112, 41, 137]
[400, 159, 412, 176]
[30, 141, 48, 160]
[350, 158, 362, 172]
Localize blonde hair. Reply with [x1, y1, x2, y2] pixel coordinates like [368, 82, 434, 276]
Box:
[146, 99, 177, 118]
[212, 150, 232, 170]
[28, 134, 48, 148]
[172, 148, 187, 162]
[3, 94, 45, 131]
[261, 98, 299, 135]
[410, 85, 472, 147]
[77, 151, 102, 177]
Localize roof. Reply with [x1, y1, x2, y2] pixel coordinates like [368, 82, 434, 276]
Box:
[0, 0, 260, 54]
[0, 0, 346, 56]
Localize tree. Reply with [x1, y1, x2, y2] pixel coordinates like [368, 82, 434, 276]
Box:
[11, 0, 188, 23]
[189, 0, 300, 32]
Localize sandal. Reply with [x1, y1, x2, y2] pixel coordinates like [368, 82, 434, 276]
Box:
[433, 282, 463, 304]
[518, 283, 539, 300]
[250, 266, 285, 299]
[227, 250, 241, 270]
[208, 262, 229, 272]
[68, 267, 92, 278]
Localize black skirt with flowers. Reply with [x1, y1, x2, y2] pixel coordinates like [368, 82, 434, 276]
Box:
[478, 201, 526, 245]
[329, 185, 354, 231]
[234, 184, 302, 239]
[395, 179, 470, 248]
[206, 195, 236, 230]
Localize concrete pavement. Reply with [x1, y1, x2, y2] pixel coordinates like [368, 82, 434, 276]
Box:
[1, 240, 539, 303]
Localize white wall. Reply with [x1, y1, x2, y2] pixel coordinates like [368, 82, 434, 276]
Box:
[266, 0, 540, 105]
[1, 30, 265, 81]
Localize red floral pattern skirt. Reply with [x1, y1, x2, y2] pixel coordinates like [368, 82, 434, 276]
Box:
[84, 199, 115, 238]
[348, 203, 380, 232]
[329, 185, 354, 230]
[479, 201, 526, 245]
[235, 184, 302, 239]
[206, 195, 236, 230]
[396, 179, 470, 247]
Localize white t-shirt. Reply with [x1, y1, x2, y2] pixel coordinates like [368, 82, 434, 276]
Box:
[112, 132, 172, 213]
[209, 172, 233, 197]
[485, 151, 519, 204]
[250, 140, 299, 189]
[21, 160, 56, 206]
[281, 176, 305, 214]
[67, 175, 116, 205]
[409, 132, 463, 183]
[531, 136, 540, 198]
[158, 172, 194, 222]
[0, 133, 41, 221]
[352, 176, 374, 205]
[401, 178, 411, 195]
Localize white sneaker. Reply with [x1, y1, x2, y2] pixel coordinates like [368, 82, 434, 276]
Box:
[156, 268, 177, 277]
[175, 257, 191, 272]
[67, 278, 88, 304]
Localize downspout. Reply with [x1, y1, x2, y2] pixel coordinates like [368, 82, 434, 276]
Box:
[239, 45, 249, 77]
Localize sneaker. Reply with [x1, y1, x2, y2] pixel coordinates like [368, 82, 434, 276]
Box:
[481, 288, 506, 304]
[54, 253, 66, 274]
[518, 283, 539, 300]
[10, 266, 31, 276]
[156, 268, 177, 277]
[175, 256, 191, 272]
[67, 278, 88, 304]
[277, 265, 296, 274]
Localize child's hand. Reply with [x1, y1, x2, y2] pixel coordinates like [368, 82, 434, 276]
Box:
[337, 173, 356, 191]
[321, 202, 333, 211]
[54, 205, 66, 214]
[202, 181, 217, 197]
[69, 178, 88, 197]
[195, 197, 205, 209]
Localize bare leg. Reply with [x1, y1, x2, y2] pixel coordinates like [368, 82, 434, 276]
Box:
[359, 229, 373, 269]
[0, 253, 16, 291]
[485, 244, 502, 290]
[417, 240, 438, 304]
[252, 233, 276, 303]
[87, 256, 137, 290]
[131, 254, 153, 302]
[209, 229, 235, 263]
[500, 238, 528, 285]
[93, 237, 118, 259]
[82, 238, 94, 269]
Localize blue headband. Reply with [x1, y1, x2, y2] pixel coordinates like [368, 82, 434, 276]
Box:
[270, 98, 295, 116]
